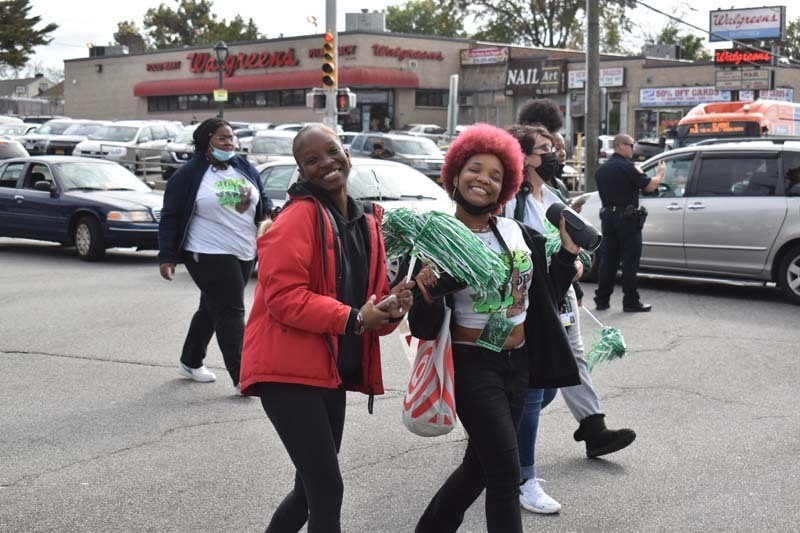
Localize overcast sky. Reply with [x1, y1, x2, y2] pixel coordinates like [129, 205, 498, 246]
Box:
[27, 0, 800, 72]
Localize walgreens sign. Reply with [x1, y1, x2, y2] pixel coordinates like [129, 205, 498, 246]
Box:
[709, 6, 785, 42]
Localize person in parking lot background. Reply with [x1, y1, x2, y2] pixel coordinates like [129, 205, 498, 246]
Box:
[240, 125, 414, 533]
[593, 134, 664, 313]
[158, 117, 272, 391]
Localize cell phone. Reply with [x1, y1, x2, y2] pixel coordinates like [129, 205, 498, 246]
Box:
[569, 193, 591, 207]
[376, 294, 398, 312]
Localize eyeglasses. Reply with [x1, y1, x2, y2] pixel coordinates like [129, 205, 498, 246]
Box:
[532, 144, 555, 154]
[622, 142, 634, 148]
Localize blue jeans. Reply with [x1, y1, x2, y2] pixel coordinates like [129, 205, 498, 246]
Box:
[516, 387, 558, 480]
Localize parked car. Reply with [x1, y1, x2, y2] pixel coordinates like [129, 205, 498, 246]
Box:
[578, 134, 615, 165]
[21, 119, 77, 154]
[246, 130, 296, 165]
[339, 131, 358, 149]
[392, 123, 448, 144]
[20, 115, 69, 125]
[348, 132, 445, 181]
[0, 156, 163, 261]
[580, 139, 800, 304]
[274, 122, 344, 134]
[257, 157, 454, 279]
[0, 123, 39, 140]
[45, 121, 111, 156]
[0, 138, 29, 159]
[0, 116, 23, 125]
[74, 121, 180, 174]
[159, 126, 198, 180]
[234, 122, 275, 152]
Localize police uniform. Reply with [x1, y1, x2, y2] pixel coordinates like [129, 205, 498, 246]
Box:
[593, 152, 651, 309]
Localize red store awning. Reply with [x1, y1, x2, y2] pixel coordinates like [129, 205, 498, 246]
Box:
[133, 67, 420, 97]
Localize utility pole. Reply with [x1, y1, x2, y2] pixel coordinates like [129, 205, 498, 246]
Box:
[584, 0, 600, 192]
[324, 0, 338, 130]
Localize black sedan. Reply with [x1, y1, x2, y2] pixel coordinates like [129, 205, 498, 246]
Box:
[0, 156, 163, 261]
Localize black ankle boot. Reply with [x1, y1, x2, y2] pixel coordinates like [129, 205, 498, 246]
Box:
[573, 414, 636, 458]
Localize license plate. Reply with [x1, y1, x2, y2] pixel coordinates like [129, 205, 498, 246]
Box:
[55, 149, 65, 154]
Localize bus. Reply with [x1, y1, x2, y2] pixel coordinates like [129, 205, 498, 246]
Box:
[673, 100, 800, 148]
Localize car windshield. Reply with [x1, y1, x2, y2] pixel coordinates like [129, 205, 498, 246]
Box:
[62, 123, 104, 136]
[35, 121, 72, 135]
[348, 163, 451, 201]
[56, 162, 151, 192]
[251, 136, 293, 155]
[0, 124, 27, 135]
[89, 126, 139, 142]
[391, 137, 442, 156]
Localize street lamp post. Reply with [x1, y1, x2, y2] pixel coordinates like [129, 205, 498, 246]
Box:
[213, 41, 229, 119]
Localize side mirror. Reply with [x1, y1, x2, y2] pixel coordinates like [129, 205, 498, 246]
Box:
[33, 180, 54, 192]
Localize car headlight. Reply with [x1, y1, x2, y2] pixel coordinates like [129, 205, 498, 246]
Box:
[106, 147, 127, 156]
[410, 160, 429, 170]
[107, 210, 154, 222]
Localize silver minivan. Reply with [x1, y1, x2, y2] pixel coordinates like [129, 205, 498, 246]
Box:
[73, 121, 180, 173]
[582, 139, 800, 304]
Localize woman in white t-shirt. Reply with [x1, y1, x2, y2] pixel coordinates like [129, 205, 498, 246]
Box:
[408, 124, 581, 533]
[158, 118, 273, 392]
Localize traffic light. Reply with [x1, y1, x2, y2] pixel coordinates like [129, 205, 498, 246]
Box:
[322, 31, 336, 89]
[336, 89, 357, 114]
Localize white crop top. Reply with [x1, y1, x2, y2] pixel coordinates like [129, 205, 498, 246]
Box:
[451, 217, 533, 330]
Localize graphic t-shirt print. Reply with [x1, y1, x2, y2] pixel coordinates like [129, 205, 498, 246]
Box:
[215, 178, 250, 213]
[471, 249, 532, 316]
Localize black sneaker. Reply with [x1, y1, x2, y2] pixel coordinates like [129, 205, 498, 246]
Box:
[594, 300, 610, 311]
[623, 302, 652, 312]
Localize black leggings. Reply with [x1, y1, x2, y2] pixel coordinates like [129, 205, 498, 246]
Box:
[416, 344, 530, 533]
[259, 383, 346, 533]
[181, 252, 254, 385]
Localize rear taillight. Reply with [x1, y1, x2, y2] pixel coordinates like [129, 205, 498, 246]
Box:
[599, 150, 607, 158]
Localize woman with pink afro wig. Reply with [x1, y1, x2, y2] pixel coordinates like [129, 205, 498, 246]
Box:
[409, 124, 583, 532]
[440, 123, 524, 210]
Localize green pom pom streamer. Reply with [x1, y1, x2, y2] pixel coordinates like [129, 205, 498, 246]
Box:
[382, 208, 510, 292]
[581, 306, 628, 372]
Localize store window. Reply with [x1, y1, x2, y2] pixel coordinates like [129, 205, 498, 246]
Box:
[147, 89, 310, 112]
[415, 89, 448, 107]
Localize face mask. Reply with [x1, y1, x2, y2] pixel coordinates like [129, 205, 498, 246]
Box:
[210, 147, 236, 162]
[535, 151, 559, 181]
[453, 188, 497, 215]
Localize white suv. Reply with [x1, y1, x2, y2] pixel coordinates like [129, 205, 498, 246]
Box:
[74, 121, 180, 173]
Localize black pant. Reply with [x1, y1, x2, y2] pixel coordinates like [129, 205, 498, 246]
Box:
[259, 383, 346, 533]
[180, 252, 254, 386]
[595, 211, 643, 306]
[416, 344, 530, 533]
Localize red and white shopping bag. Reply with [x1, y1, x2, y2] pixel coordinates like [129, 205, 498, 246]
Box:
[401, 307, 457, 437]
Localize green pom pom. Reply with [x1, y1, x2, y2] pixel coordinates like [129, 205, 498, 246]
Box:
[382, 208, 510, 292]
[586, 326, 627, 372]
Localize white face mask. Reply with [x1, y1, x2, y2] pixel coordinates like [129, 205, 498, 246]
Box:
[211, 147, 236, 161]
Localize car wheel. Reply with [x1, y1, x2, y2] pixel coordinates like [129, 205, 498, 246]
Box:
[74, 216, 106, 262]
[777, 244, 800, 305]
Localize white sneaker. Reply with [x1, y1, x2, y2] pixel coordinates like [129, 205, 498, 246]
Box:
[177, 362, 216, 383]
[520, 478, 561, 514]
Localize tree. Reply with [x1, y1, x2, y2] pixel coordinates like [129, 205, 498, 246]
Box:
[651, 24, 711, 61]
[114, 21, 148, 54]
[462, 0, 632, 51]
[386, 0, 467, 38]
[0, 0, 58, 70]
[783, 18, 800, 63]
[140, 0, 262, 49]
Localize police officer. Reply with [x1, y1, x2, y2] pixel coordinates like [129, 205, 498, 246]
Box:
[594, 134, 665, 312]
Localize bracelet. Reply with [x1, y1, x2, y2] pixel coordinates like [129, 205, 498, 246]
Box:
[354, 312, 365, 336]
